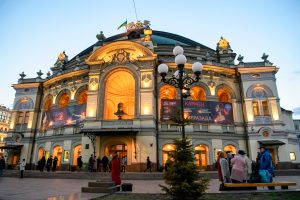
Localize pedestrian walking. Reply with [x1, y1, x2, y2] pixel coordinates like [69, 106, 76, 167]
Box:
[111, 152, 121, 185]
[20, 158, 26, 178]
[102, 155, 109, 172]
[144, 156, 152, 172]
[121, 155, 127, 173]
[46, 156, 53, 172]
[230, 150, 247, 183]
[52, 156, 58, 172]
[77, 156, 83, 171]
[0, 156, 5, 176]
[258, 146, 274, 182]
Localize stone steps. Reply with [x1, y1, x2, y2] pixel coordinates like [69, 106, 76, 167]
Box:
[82, 181, 120, 193]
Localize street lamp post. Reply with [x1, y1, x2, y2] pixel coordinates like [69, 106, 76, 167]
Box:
[158, 46, 203, 139]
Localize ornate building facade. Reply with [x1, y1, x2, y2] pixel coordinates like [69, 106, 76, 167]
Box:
[5, 23, 300, 170]
[0, 105, 11, 158]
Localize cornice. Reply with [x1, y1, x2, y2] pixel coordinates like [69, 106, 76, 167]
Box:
[12, 82, 41, 89]
[43, 69, 89, 87]
[237, 66, 278, 74]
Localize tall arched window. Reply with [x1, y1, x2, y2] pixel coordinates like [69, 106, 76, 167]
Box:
[218, 89, 231, 102]
[77, 89, 87, 105]
[104, 70, 135, 120]
[44, 96, 52, 111]
[190, 86, 206, 101]
[160, 85, 177, 100]
[58, 93, 70, 108]
[251, 87, 270, 116]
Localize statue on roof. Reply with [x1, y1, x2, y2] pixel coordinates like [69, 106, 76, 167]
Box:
[54, 51, 68, 69]
[261, 53, 269, 62]
[237, 54, 244, 63]
[36, 70, 43, 78]
[96, 31, 106, 41]
[19, 72, 26, 80]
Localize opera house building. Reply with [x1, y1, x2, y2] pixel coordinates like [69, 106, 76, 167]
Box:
[3, 22, 300, 171]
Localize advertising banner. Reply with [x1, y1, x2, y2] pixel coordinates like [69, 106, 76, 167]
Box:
[161, 99, 233, 124]
[41, 104, 86, 130]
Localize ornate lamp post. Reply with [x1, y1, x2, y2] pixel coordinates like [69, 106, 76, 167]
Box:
[158, 46, 203, 139]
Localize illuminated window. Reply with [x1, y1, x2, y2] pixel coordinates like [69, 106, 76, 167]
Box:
[77, 89, 87, 105]
[24, 111, 30, 124]
[44, 96, 52, 111]
[290, 152, 296, 161]
[59, 93, 70, 108]
[17, 112, 24, 124]
[53, 146, 62, 167]
[160, 85, 176, 100]
[253, 101, 259, 116]
[224, 145, 237, 155]
[38, 147, 45, 160]
[218, 89, 231, 102]
[262, 101, 270, 116]
[104, 70, 135, 120]
[194, 144, 209, 170]
[190, 86, 206, 101]
[73, 145, 81, 165]
[162, 144, 176, 165]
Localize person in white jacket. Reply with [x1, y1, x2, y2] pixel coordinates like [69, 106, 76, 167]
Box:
[20, 158, 26, 178]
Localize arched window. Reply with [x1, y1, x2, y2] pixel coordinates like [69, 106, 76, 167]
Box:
[14, 97, 34, 110]
[251, 87, 270, 116]
[160, 85, 176, 99]
[77, 89, 87, 105]
[218, 89, 231, 102]
[53, 146, 63, 169]
[58, 93, 70, 108]
[104, 70, 135, 120]
[44, 96, 52, 111]
[190, 86, 206, 101]
[37, 147, 45, 160]
[224, 144, 237, 155]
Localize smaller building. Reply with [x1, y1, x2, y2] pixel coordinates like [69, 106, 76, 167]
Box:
[0, 105, 11, 158]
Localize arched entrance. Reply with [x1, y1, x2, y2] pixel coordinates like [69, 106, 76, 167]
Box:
[52, 146, 62, 170]
[194, 144, 209, 170]
[224, 144, 237, 155]
[105, 144, 127, 159]
[73, 145, 81, 165]
[162, 144, 175, 166]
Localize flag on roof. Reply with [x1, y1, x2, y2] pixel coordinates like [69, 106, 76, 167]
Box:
[117, 20, 127, 30]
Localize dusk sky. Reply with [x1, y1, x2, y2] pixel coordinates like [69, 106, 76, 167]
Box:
[0, 0, 299, 118]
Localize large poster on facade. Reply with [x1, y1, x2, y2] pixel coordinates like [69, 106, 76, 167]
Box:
[161, 100, 233, 124]
[41, 104, 86, 130]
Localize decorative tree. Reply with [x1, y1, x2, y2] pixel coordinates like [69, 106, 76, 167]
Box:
[160, 109, 209, 200]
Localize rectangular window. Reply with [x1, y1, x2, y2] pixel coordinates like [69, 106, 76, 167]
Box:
[290, 152, 296, 161]
[253, 101, 259, 116]
[24, 111, 30, 124]
[17, 112, 24, 124]
[262, 101, 269, 116]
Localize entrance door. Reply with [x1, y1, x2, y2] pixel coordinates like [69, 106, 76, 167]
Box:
[106, 144, 127, 158]
[195, 151, 207, 170]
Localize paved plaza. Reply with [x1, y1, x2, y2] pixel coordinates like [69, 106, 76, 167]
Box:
[0, 175, 300, 200]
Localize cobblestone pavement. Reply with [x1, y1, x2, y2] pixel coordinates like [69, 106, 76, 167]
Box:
[0, 176, 300, 200]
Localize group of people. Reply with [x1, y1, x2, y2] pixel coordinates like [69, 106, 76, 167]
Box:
[37, 155, 59, 172]
[88, 154, 128, 173]
[217, 146, 274, 185]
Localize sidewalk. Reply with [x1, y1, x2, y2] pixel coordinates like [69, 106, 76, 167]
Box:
[0, 176, 299, 200]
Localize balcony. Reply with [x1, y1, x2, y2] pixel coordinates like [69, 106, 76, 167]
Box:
[254, 116, 272, 125]
[15, 124, 28, 132]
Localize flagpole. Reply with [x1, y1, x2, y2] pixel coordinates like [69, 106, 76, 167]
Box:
[132, 0, 138, 21]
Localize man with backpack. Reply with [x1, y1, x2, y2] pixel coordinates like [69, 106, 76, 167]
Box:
[258, 146, 274, 182]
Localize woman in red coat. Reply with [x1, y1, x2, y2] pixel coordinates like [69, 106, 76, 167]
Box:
[111, 152, 121, 185]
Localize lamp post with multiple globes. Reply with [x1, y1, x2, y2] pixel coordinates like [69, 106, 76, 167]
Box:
[157, 46, 203, 139]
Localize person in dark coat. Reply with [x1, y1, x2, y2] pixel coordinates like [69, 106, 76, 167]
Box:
[88, 154, 94, 172]
[46, 156, 53, 172]
[77, 156, 83, 171]
[40, 156, 46, 172]
[97, 156, 102, 172]
[0, 156, 5, 176]
[52, 156, 58, 172]
[102, 155, 109, 172]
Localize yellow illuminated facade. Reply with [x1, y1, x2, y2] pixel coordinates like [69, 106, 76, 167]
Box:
[5, 25, 299, 171]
